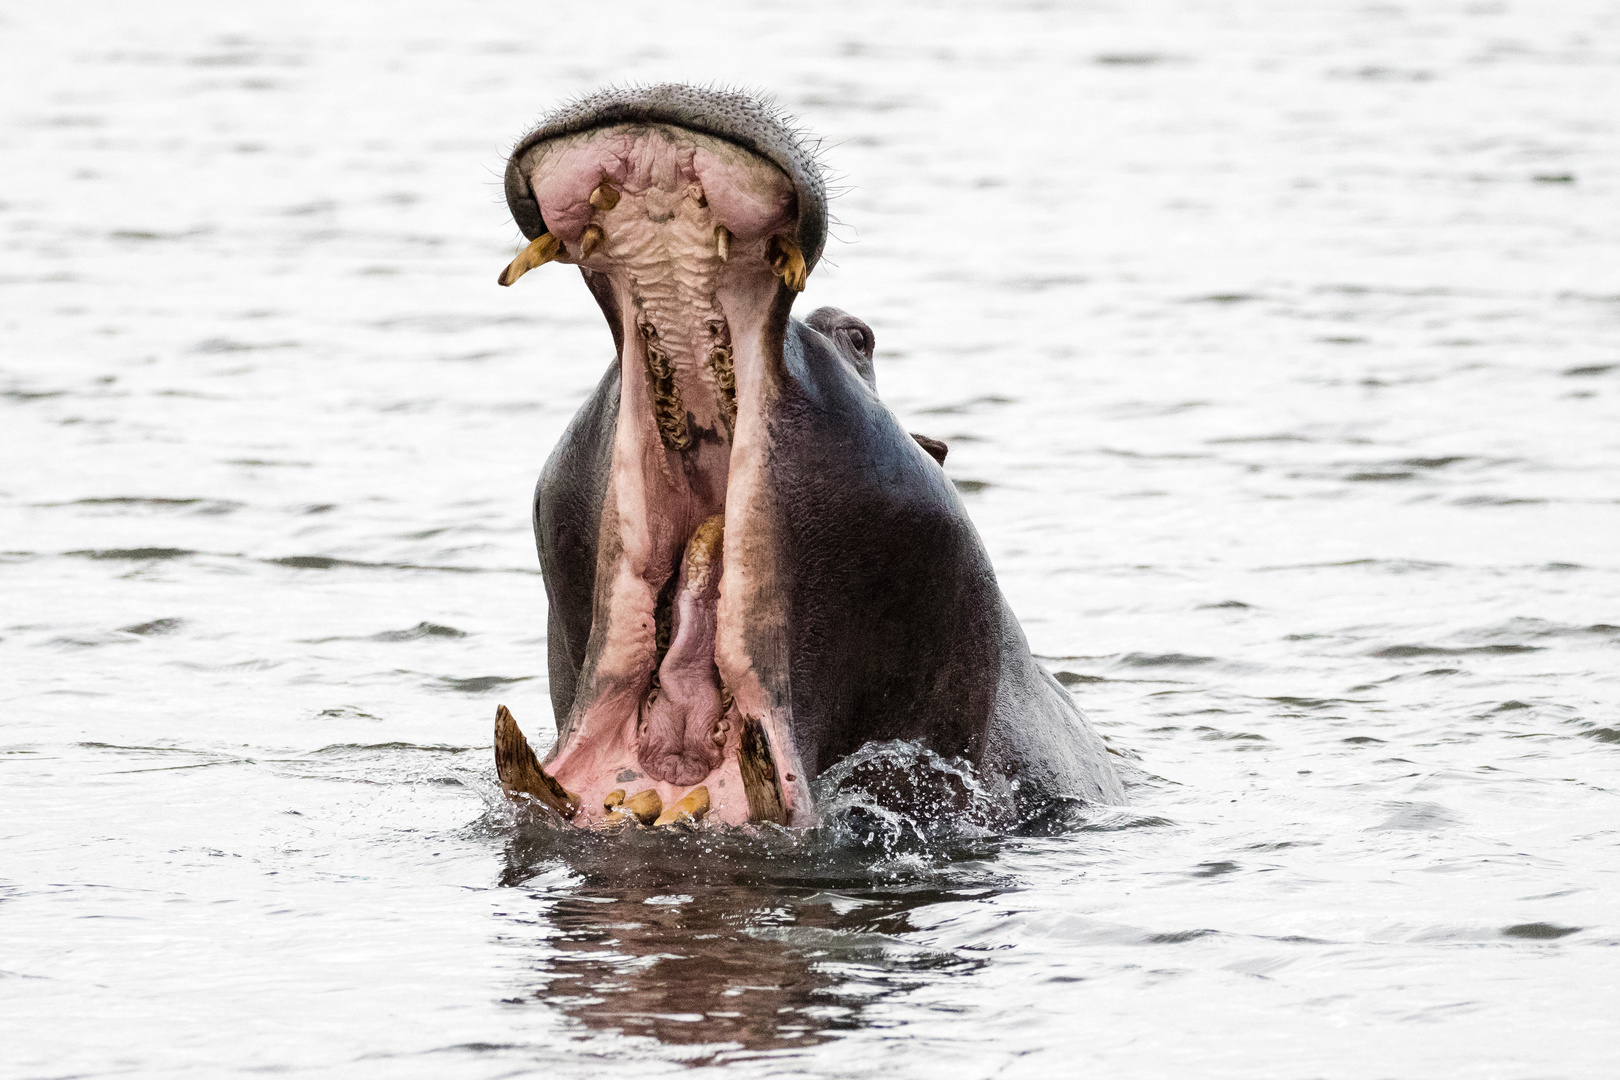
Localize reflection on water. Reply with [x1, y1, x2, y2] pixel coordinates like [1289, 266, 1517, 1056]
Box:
[496, 825, 994, 1060]
[485, 740, 1147, 1060]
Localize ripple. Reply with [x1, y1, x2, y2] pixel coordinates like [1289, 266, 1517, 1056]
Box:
[1147, 928, 1220, 943]
[371, 622, 468, 641]
[1265, 695, 1366, 709]
[265, 555, 531, 575]
[191, 337, 297, 354]
[270, 555, 389, 570]
[303, 742, 475, 757]
[916, 394, 1016, 416]
[1116, 652, 1218, 668]
[66, 547, 195, 561]
[118, 617, 184, 636]
[1259, 558, 1451, 574]
[1371, 644, 1542, 658]
[435, 675, 533, 694]
[1095, 52, 1178, 66]
[1194, 726, 1266, 742]
[1345, 470, 1415, 482]
[1370, 801, 1460, 831]
[39, 496, 242, 514]
[1474, 619, 1620, 641]
[1190, 860, 1240, 877]
[1501, 923, 1581, 940]
[1207, 433, 1311, 444]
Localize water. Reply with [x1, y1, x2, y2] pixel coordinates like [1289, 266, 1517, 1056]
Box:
[3, 1, 1618, 1076]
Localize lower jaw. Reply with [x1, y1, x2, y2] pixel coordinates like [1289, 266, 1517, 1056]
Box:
[494, 707, 777, 831]
[495, 517, 787, 830]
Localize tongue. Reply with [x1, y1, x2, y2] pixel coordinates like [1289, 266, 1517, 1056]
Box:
[636, 516, 728, 786]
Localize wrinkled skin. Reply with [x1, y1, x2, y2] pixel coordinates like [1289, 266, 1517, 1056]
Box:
[496, 85, 1125, 829]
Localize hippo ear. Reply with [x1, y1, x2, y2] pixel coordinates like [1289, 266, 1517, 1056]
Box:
[911, 433, 948, 465]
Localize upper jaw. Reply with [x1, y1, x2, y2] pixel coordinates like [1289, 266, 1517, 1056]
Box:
[506, 121, 806, 453]
[503, 83, 828, 280]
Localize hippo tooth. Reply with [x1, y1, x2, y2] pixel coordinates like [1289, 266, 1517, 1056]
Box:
[493, 704, 580, 818]
[589, 182, 620, 212]
[621, 788, 663, 825]
[603, 788, 626, 810]
[714, 225, 730, 263]
[580, 223, 605, 259]
[653, 785, 711, 827]
[737, 715, 788, 825]
[497, 232, 564, 287]
[767, 234, 807, 292]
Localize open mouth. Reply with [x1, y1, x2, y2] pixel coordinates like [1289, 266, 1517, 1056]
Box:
[493, 101, 825, 829]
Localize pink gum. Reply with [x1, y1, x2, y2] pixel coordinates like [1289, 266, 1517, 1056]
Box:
[528, 133, 794, 246]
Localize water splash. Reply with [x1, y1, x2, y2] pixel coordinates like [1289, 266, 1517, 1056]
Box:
[811, 739, 1004, 852]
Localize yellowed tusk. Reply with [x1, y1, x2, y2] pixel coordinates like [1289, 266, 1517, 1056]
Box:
[603, 788, 626, 811]
[492, 705, 579, 818]
[738, 714, 787, 825]
[497, 232, 564, 287]
[589, 182, 620, 212]
[653, 785, 711, 827]
[621, 788, 663, 826]
[580, 223, 605, 259]
[714, 225, 730, 263]
[767, 234, 807, 292]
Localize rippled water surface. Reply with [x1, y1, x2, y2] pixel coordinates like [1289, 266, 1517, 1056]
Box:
[4, 1, 1619, 1076]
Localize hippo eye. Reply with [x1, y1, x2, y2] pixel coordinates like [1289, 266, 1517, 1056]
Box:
[845, 329, 866, 353]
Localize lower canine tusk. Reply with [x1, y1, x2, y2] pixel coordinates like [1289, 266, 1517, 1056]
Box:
[738, 715, 789, 825]
[493, 704, 579, 818]
[497, 232, 564, 287]
[714, 225, 730, 263]
[653, 785, 711, 827]
[767, 234, 807, 292]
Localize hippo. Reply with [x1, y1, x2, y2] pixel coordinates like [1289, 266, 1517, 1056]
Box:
[490, 84, 1124, 830]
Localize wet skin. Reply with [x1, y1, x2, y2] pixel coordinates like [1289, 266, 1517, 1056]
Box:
[493, 85, 1125, 829]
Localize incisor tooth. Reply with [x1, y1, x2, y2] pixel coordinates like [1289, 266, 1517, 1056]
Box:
[653, 785, 711, 827]
[622, 788, 663, 826]
[589, 183, 620, 211]
[714, 225, 730, 263]
[604, 788, 626, 811]
[768, 234, 807, 292]
[580, 223, 605, 259]
[497, 233, 564, 287]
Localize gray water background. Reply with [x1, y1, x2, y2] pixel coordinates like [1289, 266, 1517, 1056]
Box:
[3, 1, 1619, 1076]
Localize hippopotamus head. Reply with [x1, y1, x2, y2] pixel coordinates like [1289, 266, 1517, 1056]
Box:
[491, 85, 1123, 830]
